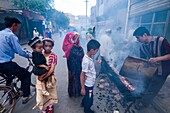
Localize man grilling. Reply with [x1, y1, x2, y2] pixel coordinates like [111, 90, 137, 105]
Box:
[133, 27, 170, 109]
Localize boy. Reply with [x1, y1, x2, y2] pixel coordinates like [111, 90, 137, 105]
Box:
[28, 37, 50, 96]
[80, 39, 101, 113]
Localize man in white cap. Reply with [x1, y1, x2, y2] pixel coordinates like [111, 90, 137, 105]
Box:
[33, 27, 39, 38]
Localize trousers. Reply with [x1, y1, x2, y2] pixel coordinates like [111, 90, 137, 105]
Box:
[0, 61, 31, 97]
[82, 86, 94, 113]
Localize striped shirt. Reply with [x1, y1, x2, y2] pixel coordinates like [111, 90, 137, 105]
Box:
[46, 52, 57, 67]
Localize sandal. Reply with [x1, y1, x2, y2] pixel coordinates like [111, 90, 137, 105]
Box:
[47, 105, 53, 113]
[42, 90, 50, 96]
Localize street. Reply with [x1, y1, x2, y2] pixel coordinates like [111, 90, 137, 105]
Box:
[0, 0, 170, 113]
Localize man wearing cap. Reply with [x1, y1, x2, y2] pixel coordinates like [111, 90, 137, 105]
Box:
[33, 27, 39, 38]
[86, 27, 95, 43]
[0, 17, 32, 104]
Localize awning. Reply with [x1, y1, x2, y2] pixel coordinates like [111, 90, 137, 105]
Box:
[23, 10, 45, 21]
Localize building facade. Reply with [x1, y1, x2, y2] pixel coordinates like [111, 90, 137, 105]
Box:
[91, 0, 128, 35]
[128, 0, 170, 42]
[91, 0, 170, 41]
[0, 0, 45, 44]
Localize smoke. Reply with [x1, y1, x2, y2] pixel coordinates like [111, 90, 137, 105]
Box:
[96, 26, 147, 95]
[95, 0, 139, 71]
[97, 27, 140, 71]
[93, 0, 151, 95]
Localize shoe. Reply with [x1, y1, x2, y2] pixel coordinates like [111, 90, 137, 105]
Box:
[22, 95, 33, 104]
[47, 106, 53, 113]
[42, 90, 50, 96]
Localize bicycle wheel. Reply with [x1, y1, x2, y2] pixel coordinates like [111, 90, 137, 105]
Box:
[0, 86, 16, 113]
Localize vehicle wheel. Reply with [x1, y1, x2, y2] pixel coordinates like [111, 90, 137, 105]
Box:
[0, 86, 16, 113]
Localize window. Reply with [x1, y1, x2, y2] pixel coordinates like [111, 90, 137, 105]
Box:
[165, 24, 170, 43]
[134, 16, 140, 23]
[141, 13, 153, 23]
[152, 24, 165, 36]
[154, 10, 168, 22]
[128, 9, 169, 41]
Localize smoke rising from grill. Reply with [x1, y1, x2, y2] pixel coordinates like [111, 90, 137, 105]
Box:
[93, 0, 160, 96]
[97, 27, 140, 70]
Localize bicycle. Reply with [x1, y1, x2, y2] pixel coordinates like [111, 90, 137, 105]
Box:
[0, 57, 36, 113]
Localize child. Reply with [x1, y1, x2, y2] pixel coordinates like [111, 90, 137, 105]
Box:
[37, 38, 58, 113]
[28, 37, 49, 96]
[80, 39, 101, 113]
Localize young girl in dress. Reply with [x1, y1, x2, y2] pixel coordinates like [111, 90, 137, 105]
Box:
[33, 38, 58, 113]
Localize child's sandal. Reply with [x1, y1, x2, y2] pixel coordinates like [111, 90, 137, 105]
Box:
[47, 104, 53, 113]
[42, 90, 49, 96]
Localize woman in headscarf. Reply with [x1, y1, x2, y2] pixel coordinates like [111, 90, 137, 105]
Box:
[62, 32, 84, 97]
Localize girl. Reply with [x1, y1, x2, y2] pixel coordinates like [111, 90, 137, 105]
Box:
[34, 38, 58, 113]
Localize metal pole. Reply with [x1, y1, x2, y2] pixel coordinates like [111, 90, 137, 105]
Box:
[85, 0, 88, 30]
[23, 0, 26, 10]
[124, 0, 131, 38]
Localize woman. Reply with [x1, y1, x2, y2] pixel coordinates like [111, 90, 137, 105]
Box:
[34, 38, 58, 113]
[62, 32, 84, 97]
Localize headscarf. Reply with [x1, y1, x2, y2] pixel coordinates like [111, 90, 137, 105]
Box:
[62, 32, 80, 59]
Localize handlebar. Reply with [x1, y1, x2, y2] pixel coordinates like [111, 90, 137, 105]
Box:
[24, 48, 32, 54]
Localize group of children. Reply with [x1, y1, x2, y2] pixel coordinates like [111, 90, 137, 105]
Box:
[28, 33, 101, 113]
[28, 37, 58, 113]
